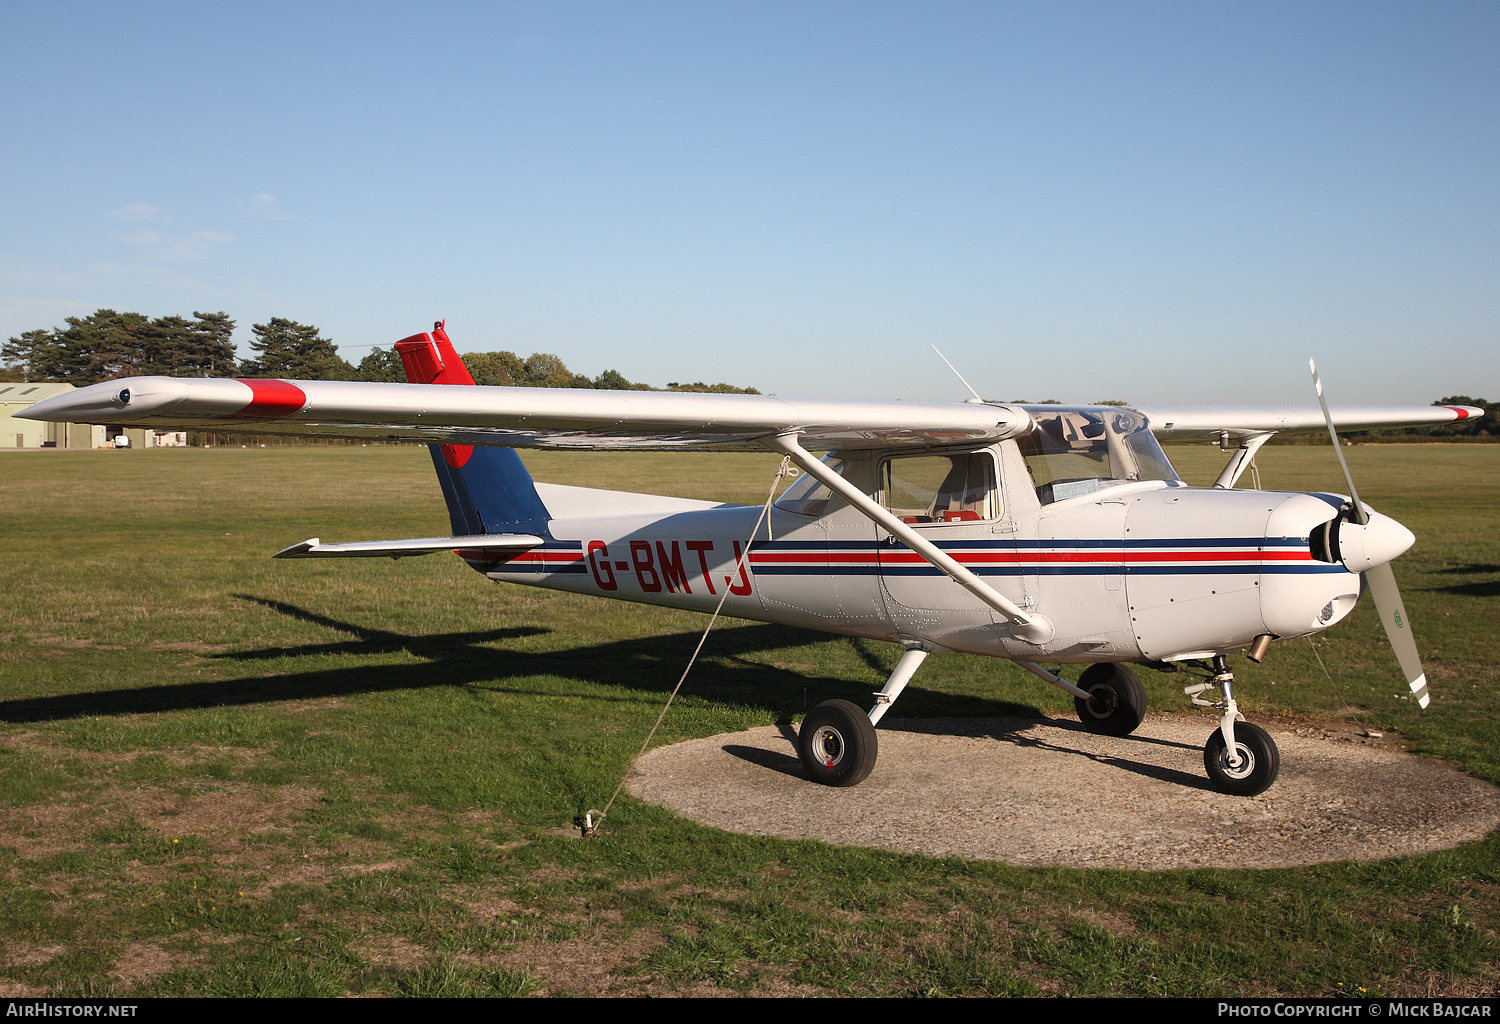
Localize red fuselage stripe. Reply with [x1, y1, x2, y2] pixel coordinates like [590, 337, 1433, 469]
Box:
[749, 549, 1310, 564]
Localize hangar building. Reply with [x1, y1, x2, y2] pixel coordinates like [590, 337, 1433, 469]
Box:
[0, 383, 184, 448]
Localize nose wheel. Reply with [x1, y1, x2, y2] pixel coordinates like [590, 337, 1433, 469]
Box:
[1204, 721, 1280, 796]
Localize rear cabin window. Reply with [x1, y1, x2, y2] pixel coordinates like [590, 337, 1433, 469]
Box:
[774, 455, 844, 516]
[880, 452, 997, 524]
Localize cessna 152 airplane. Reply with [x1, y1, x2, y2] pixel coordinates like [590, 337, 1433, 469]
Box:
[19, 322, 1482, 797]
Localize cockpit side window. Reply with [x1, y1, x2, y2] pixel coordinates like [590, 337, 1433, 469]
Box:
[879, 451, 998, 524]
[1017, 407, 1180, 505]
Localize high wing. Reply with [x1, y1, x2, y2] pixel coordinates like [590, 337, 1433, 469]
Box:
[1132, 404, 1482, 441]
[17, 376, 1479, 450]
[17, 376, 1031, 452]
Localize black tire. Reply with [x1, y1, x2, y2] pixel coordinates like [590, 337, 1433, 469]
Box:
[798, 699, 879, 787]
[1073, 663, 1147, 737]
[1204, 721, 1280, 796]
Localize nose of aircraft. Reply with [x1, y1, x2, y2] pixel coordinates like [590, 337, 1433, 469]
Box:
[1337, 510, 1415, 574]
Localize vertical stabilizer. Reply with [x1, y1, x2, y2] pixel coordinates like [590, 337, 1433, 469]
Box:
[394, 321, 551, 537]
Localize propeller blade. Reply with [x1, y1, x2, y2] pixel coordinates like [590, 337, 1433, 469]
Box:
[1310, 359, 1428, 710]
[1364, 562, 1431, 709]
[1309, 358, 1369, 525]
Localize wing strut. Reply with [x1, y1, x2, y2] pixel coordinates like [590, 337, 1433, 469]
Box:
[761, 432, 1055, 644]
[1212, 431, 1275, 489]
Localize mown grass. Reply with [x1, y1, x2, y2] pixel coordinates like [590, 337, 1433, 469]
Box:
[0, 442, 1496, 997]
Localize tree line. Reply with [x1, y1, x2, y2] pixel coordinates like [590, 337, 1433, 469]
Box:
[5, 310, 1489, 436]
[1, 309, 759, 394]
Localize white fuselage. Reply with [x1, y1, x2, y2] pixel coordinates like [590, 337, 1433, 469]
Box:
[475, 441, 1365, 664]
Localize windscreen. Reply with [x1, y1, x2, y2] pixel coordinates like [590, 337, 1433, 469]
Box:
[1016, 407, 1180, 505]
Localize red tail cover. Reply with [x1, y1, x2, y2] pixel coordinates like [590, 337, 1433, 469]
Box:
[393, 320, 474, 466]
[393, 320, 476, 386]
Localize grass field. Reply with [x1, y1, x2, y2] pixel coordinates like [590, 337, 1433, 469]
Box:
[0, 442, 1496, 997]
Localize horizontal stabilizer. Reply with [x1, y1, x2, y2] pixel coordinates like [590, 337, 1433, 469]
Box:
[272, 534, 542, 560]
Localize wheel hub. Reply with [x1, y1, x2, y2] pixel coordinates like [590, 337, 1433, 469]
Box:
[1086, 685, 1118, 718]
[1216, 743, 1256, 780]
[811, 726, 846, 768]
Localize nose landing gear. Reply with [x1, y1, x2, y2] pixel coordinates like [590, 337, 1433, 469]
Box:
[1186, 654, 1281, 796]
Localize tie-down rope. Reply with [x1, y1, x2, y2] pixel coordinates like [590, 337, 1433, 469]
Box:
[583, 454, 793, 837]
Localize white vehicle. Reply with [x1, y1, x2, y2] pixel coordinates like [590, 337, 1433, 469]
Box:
[20, 323, 1481, 796]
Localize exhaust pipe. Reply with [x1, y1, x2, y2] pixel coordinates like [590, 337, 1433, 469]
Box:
[1247, 633, 1273, 663]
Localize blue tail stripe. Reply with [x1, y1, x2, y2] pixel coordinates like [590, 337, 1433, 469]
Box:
[428, 445, 551, 537]
[429, 447, 482, 536]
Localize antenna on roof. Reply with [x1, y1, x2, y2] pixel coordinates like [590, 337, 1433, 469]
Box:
[931, 345, 986, 404]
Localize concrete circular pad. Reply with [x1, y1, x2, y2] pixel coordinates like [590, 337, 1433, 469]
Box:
[628, 716, 1500, 869]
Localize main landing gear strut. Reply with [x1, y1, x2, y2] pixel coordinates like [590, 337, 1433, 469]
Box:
[797, 643, 930, 787]
[796, 649, 1279, 796]
[796, 647, 1155, 787]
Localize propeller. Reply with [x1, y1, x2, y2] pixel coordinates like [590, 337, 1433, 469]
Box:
[1310, 359, 1430, 709]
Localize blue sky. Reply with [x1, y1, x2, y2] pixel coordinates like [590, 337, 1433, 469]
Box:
[1, 1, 1495, 404]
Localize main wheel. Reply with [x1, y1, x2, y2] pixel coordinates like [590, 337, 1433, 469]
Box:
[1073, 663, 1147, 736]
[1204, 721, 1280, 796]
[798, 699, 879, 787]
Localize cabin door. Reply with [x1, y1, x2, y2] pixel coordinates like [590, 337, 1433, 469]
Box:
[875, 450, 1017, 634]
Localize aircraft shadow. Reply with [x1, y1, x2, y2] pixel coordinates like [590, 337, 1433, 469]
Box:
[0, 597, 1039, 725]
[1429, 580, 1500, 598]
[722, 744, 804, 778]
[720, 717, 1210, 790]
[975, 720, 1212, 790]
[1424, 566, 1500, 598]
